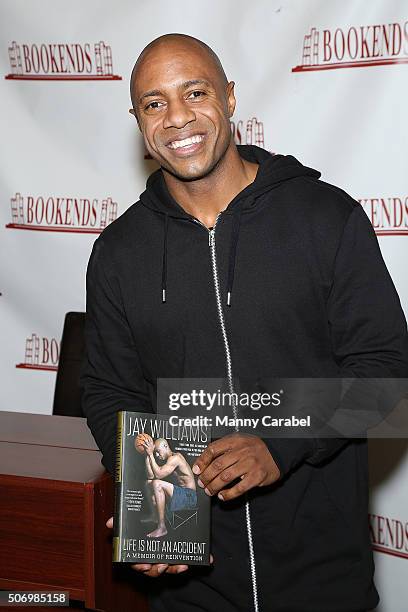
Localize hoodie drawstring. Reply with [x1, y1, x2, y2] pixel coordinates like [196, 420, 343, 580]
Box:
[161, 202, 251, 306]
[226, 200, 247, 306]
[161, 212, 169, 303]
[226, 206, 242, 307]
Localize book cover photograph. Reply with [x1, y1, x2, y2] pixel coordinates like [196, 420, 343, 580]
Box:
[113, 410, 211, 565]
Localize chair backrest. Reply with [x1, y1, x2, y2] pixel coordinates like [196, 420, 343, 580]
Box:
[53, 312, 86, 417]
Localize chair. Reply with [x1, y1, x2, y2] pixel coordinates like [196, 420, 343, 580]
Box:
[53, 312, 86, 417]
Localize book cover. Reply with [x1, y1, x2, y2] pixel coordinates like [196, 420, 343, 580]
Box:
[113, 410, 211, 565]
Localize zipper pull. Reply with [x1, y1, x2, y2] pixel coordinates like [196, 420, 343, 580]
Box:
[208, 229, 214, 247]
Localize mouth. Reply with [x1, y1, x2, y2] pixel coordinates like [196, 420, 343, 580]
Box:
[165, 133, 206, 156]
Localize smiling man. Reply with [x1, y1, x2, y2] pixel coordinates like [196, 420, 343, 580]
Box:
[81, 33, 408, 612]
[128, 34, 259, 226]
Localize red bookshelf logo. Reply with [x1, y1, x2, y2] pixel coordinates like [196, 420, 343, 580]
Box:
[6, 193, 118, 233]
[5, 40, 122, 80]
[360, 197, 408, 236]
[292, 21, 408, 72]
[16, 334, 60, 372]
[369, 513, 408, 560]
[231, 118, 265, 148]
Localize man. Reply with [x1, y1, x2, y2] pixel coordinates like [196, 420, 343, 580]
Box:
[143, 437, 198, 537]
[80, 33, 408, 612]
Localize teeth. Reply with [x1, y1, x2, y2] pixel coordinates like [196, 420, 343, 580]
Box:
[169, 135, 203, 149]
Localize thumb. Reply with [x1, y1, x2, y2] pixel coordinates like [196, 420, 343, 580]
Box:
[106, 516, 113, 529]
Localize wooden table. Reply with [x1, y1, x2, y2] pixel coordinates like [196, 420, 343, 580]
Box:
[0, 411, 149, 611]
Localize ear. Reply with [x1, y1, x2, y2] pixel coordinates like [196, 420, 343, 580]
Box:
[226, 81, 236, 118]
[129, 107, 141, 130]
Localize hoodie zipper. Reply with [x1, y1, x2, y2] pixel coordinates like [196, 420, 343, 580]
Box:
[193, 213, 260, 612]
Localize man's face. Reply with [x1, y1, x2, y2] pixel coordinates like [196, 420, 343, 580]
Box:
[154, 440, 169, 461]
[131, 43, 236, 181]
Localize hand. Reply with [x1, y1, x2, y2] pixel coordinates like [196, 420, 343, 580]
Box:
[192, 433, 280, 501]
[105, 517, 214, 576]
[144, 438, 154, 456]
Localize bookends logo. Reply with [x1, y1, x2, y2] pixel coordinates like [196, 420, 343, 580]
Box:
[16, 334, 60, 372]
[369, 513, 408, 560]
[5, 41, 122, 80]
[292, 21, 408, 72]
[360, 196, 408, 236]
[6, 193, 118, 233]
[230, 117, 265, 147]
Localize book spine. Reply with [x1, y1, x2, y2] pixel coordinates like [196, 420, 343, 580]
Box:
[112, 410, 125, 562]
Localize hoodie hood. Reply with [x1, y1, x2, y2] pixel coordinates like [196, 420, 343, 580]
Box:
[140, 144, 321, 219]
[139, 145, 321, 305]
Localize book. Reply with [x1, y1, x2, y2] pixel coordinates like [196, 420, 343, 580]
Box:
[113, 410, 212, 565]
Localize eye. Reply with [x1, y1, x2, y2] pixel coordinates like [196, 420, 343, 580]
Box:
[145, 100, 165, 111]
[187, 90, 206, 100]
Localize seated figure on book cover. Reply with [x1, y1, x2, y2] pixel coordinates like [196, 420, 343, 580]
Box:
[140, 436, 198, 537]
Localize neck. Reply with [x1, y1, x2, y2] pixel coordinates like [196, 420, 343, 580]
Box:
[162, 142, 259, 228]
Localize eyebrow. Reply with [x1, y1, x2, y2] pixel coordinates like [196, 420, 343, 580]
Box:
[139, 79, 212, 103]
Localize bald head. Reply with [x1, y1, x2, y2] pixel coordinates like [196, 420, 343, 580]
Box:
[130, 33, 228, 110]
[154, 438, 169, 449]
[154, 437, 172, 460]
[129, 33, 236, 181]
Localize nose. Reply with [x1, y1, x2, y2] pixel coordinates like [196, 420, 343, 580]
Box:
[163, 97, 196, 129]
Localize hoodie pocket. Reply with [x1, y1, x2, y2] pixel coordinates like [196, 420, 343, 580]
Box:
[296, 472, 363, 570]
[319, 472, 351, 528]
[297, 474, 348, 529]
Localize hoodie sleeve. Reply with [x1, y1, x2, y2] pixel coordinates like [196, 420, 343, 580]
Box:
[80, 237, 153, 475]
[264, 203, 408, 478]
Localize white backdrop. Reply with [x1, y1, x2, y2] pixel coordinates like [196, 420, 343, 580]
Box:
[1, 1, 407, 609]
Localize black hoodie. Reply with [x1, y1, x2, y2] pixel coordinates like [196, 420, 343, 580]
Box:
[81, 145, 408, 612]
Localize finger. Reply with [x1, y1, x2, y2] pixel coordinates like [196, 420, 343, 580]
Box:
[217, 470, 261, 501]
[202, 459, 253, 496]
[197, 450, 242, 488]
[192, 434, 240, 475]
[165, 564, 189, 574]
[106, 516, 113, 529]
[210, 554, 214, 563]
[133, 563, 169, 577]
[131, 563, 152, 572]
